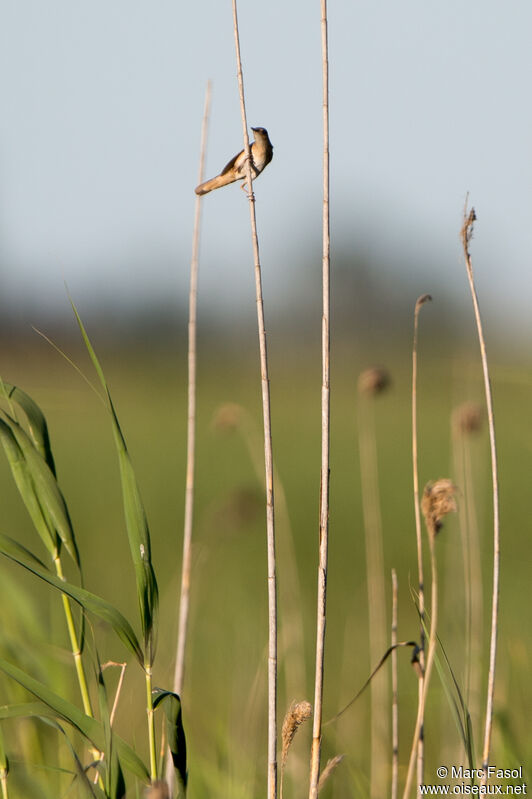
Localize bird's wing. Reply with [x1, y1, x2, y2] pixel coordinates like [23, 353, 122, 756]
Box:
[220, 148, 245, 175]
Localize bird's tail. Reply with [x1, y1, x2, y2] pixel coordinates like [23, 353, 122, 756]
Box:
[195, 172, 238, 196]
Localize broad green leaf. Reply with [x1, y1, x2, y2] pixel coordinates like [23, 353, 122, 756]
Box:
[152, 689, 187, 793]
[0, 534, 143, 665]
[0, 382, 56, 476]
[0, 418, 59, 558]
[0, 693, 148, 782]
[3, 414, 80, 566]
[71, 300, 158, 652]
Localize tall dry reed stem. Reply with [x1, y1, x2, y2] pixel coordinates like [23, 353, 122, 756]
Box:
[391, 569, 399, 799]
[231, 4, 277, 797]
[357, 369, 390, 798]
[309, 1, 330, 797]
[166, 81, 211, 796]
[411, 293, 431, 793]
[174, 80, 211, 697]
[460, 206, 500, 783]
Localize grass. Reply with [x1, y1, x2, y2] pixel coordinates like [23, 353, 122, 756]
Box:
[0, 331, 530, 795]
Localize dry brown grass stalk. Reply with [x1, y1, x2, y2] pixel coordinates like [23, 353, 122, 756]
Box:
[231, 4, 278, 797]
[309, 2, 330, 798]
[460, 205, 500, 785]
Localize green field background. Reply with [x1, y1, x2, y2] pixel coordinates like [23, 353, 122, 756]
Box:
[0, 323, 530, 796]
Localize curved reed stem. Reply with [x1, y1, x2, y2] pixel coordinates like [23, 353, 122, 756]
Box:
[460, 205, 500, 782]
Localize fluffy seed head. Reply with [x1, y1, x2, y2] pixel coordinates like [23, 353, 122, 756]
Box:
[421, 479, 457, 538]
[281, 700, 312, 769]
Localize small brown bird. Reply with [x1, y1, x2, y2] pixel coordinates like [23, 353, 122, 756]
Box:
[195, 126, 273, 196]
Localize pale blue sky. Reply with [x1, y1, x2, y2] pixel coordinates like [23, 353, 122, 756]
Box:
[1, 2, 531, 336]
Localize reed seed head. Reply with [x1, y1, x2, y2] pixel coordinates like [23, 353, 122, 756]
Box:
[358, 367, 391, 396]
[421, 479, 457, 539]
[453, 402, 484, 435]
[462, 206, 477, 247]
[281, 700, 312, 769]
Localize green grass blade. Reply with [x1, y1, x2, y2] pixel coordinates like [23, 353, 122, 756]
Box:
[0, 534, 143, 665]
[70, 300, 158, 652]
[152, 689, 187, 793]
[52, 721, 101, 799]
[0, 657, 101, 744]
[0, 697, 149, 782]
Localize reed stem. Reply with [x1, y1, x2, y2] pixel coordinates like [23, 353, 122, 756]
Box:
[231, 4, 278, 796]
[309, 2, 330, 797]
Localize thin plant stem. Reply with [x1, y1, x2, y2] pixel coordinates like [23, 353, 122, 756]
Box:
[391, 569, 399, 799]
[173, 80, 211, 696]
[402, 531, 439, 799]
[460, 205, 500, 782]
[53, 555, 93, 718]
[0, 773, 7, 799]
[357, 389, 389, 799]
[309, 2, 330, 797]
[146, 663, 157, 781]
[411, 293, 431, 793]
[231, 4, 277, 798]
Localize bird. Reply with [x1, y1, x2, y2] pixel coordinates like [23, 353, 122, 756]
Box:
[195, 127, 273, 196]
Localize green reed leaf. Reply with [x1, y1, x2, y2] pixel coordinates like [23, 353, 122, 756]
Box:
[0, 534, 143, 665]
